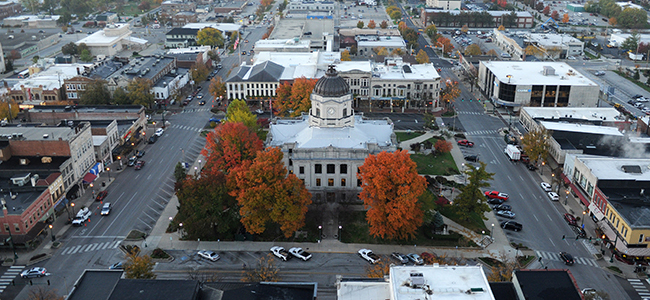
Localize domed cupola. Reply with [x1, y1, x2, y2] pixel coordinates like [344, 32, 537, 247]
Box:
[309, 65, 354, 128]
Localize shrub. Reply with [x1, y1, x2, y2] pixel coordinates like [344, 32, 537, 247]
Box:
[151, 248, 170, 259]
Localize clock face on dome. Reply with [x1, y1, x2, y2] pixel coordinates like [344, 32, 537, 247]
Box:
[327, 108, 335, 115]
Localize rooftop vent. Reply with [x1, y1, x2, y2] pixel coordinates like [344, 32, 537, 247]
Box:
[542, 66, 555, 76]
[622, 165, 642, 174]
[43, 134, 49, 139]
[409, 272, 425, 288]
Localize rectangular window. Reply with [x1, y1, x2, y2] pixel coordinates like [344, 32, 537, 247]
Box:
[341, 178, 346, 186]
[640, 234, 644, 243]
[328, 178, 334, 186]
[3, 223, 7, 232]
[315, 164, 322, 174]
[299, 166, 305, 174]
[316, 178, 321, 186]
[357, 179, 362, 187]
[14, 224, 19, 232]
[340, 164, 348, 174]
[327, 164, 335, 174]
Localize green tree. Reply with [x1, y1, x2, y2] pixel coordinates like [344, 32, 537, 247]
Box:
[79, 49, 93, 62]
[112, 87, 130, 105]
[191, 63, 210, 83]
[380, 20, 388, 29]
[20, 0, 39, 12]
[622, 33, 639, 51]
[79, 79, 112, 105]
[618, 8, 647, 29]
[61, 42, 78, 55]
[520, 128, 550, 166]
[415, 49, 430, 63]
[454, 161, 494, 221]
[464, 44, 481, 56]
[196, 27, 225, 48]
[124, 253, 156, 279]
[357, 21, 364, 29]
[634, 69, 641, 80]
[127, 78, 154, 108]
[174, 162, 186, 184]
[225, 99, 258, 131]
[425, 24, 437, 39]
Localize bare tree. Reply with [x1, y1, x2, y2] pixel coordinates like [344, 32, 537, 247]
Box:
[27, 286, 63, 300]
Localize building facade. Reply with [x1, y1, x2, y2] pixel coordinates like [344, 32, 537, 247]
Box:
[172, 12, 197, 27]
[425, 0, 461, 10]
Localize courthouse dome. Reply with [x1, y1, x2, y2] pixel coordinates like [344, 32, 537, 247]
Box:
[312, 65, 350, 97]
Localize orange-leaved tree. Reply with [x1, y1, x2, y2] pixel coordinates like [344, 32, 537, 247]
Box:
[435, 36, 454, 54]
[367, 19, 376, 29]
[274, 77, 317, 117]
[440, 78, 460, 106]
[209, 76, 227, 101]
[201, 122, 263, 176]
[231, 147, 311, 237]
[434, 139, 452, 154]
[358, 150, 427, 240]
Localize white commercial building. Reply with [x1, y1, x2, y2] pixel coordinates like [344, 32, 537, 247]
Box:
[267, 66, 396, 203]
[356, 36, 407, 57]
[253, 38, 312, 52]
[287, 0, 336, 11]
[338, 264, 494, 300]
[608, 33, 650, 48]
[75, 23, 148, 57]
[526, 33, 584, 59]
[426, 0, 461, 10]
[369, 57, 441, 110]
[182, 22, 242, 34]
[478, 61, 599, 109]
[520, 107, 624, 132]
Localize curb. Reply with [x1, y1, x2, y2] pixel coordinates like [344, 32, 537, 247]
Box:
[26, 254, 52, 266]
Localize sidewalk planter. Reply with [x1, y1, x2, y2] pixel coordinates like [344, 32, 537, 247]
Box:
[125, 229, 147, 241]
[150, 248, 174, 263]
[27, 253, 52, 266]
[2, 258, 14, 267]
[51, 241, 62, 249]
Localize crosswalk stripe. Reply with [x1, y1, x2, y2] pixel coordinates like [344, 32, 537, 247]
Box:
[69, 245, 82, 255]
[112, 241, 121, 248]
[0, 278, 13, 281]
[88, 243, 98, 252]
[99, 242, 108, 250]
[8, 266, 23, 270]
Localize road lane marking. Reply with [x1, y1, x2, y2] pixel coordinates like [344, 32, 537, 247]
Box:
[101, 193, 138, 236]
[533, 214, 539, 221]
[88, 243, 99, 252]
[71, 236, 126, 239]
[549, 239, 556, 247]
[68, 245, 82, 255]
[142, 210, 157, 222]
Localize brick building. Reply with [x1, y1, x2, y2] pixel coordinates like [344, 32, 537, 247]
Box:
[421, 9, 534, 28]
[0, 1, 22, 20]
[172, 12, 197, 27]
[161, 0, 196, 17]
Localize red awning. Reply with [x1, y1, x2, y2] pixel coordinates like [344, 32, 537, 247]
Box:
[82, 173, 97, 184]
[569, 183, 590, 206]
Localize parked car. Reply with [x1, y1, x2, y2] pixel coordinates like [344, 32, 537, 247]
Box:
[564, 213, 577, 226]
[100, 202, 111, 216]
[95, 190, 108, 202]
[594, 71, 606, 76]
[547, 192, 559, 201]
[457, 139, 474, 147]
[21, 267, 47, 278]
[155, 128, 164, 136]
[197, 250, 220, 261]
[488, 198, 504, 205]
[127, 155, 137, 167]
[496, 210, 515, 219]
[109, 262, 123, 269]
[464, 155, 479, 162]
[493, 204, 512, 211]
[540, 182, 552, 192]
[559, 251, 575, 265]
[391, 252, 409, 264]
[289, 247, 312, 261]
[148, 135, 158, 144]
[134, 160, 146, 170]
[135, 150, 145, 158]
[72, 208, 92, 226]
[407, 253, 424, 265]
[358, 249, 381, 264]
[197, 93, 203, 99]
[270, 246, 291, 261]
[485, 191, 509, 200]
[501, 221, 523, 231]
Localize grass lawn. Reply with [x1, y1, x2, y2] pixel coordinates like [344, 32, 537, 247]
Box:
[395, 131, 425, 142]
[340, 211, 476, 247]
[115, 3, 143, 17]
[437, 203, 488, 234]
[411, 153, 459, 176]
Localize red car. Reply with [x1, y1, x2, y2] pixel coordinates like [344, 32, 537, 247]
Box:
[134, 160, 146, 170]
[484, 191, 509, 201]
[457, 139, 474, 147]
[564, 213, 577, 226]
[95, 191, 108, 202]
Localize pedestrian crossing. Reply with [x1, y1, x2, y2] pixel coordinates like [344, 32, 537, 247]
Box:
[59, 240, 121, 255]
[0, 265, 24, 293]
[535, 250, 599, 267]
[168, 124, 203, 133]
[457, 111, 483, 115]
[465, 130, 498, 136]
[628, 279, 650, 299]
[180, 108, 212, 113]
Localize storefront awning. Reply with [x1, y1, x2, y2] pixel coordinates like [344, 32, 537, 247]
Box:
[89, 162, 103, 175]
[82, 173, 97, 184]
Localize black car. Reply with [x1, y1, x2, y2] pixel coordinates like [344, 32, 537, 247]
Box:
[148, 135, 158, 144]
[493, 204, 512, 211]
[526, 163, 537, 171]
[464, 155, 479, 162]
[136, 150, 145, 158]
[633, 94, 644, 99]
[501, 221, 522, 232]
[488, 198, 504, 205]
[559, 251, 574, 265]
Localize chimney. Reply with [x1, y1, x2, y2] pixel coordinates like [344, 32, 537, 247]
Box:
[76, 67, 80, 75]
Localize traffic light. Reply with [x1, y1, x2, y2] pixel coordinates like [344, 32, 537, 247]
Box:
[562, 235, 565, 240]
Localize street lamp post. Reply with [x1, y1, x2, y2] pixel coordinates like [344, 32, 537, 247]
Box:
[106, 167, 111, 182]
[491, 223, 495, 239]
[318, 225, 322, 242]
[1, 199, 18, 260]
[49, 224, 55, 242]
[338, 225, 342, 241]
[565, 189, 570, 205]
[581, 210, 586, 228]
[71, 202, 76, 217]
[179, 223, 183, 239]
[610, 234, 619, 263]
[540, 161, 545, 175]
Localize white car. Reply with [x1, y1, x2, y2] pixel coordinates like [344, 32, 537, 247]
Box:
[496, 210, 516, 219]
[100, 202, 111, 216]
[358, 249, 381, 264]
[407, 253, 424, 265]
[540, 182, 552, 192]
[548, 192, 560, 201]
[155, 128, 164, 137]
[72, 207, 92, 226]
[289, 247, 312, 261]
[270, 246, 291, 261]
[21, 267, 47, 278]
[197, 250, 220, 262]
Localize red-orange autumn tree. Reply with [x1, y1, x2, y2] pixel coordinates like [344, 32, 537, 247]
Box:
[358, 150, 427, 240]
[230, 147, 312, 238]
[201, 122, 263, 176]
[434, 139, 452, 154]
[274, 77, 318, 117]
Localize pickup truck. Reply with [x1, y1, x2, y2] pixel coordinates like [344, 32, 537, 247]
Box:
[72, 208, 92, 226]
[358, 249, 381, 264]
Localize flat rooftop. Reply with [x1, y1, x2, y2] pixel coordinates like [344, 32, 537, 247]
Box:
[513, 270, 581, 300]
[374, 62, 440, 81]
[527, 33, 583, 47]
[579, 156, 650, 181]
[29, 105, 143, 114]
[253, 38, 311, 51]
[523, 107, 622, 122]
[481, 61, 598, 87]
[337, 61, 373, 73]
[12, 63, 93, 90]
[0, 124, 85, 141]
[252, 51, 339, 79]
[390, 265, 494, 300]
[75, 23, 131, 45]
[358, 36, 406, 48]
[183, 22, 241, 32]
[540, 121, 624, 136]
